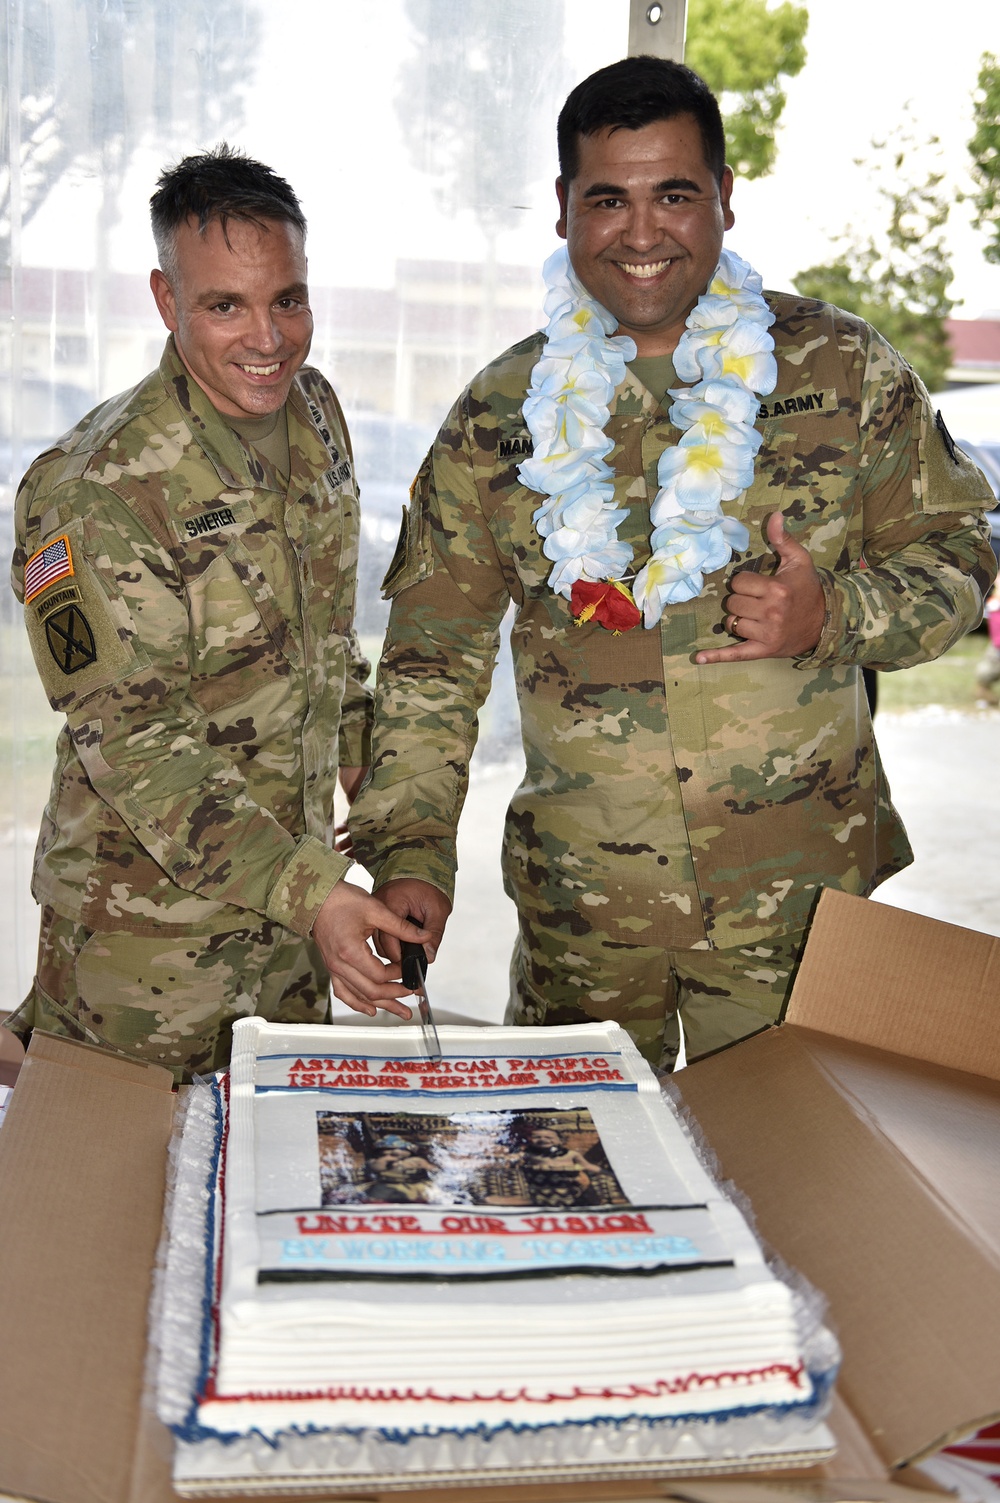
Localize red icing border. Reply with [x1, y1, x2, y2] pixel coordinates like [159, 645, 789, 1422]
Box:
[200, 1074, 807, 1412]
[202, 1362, 807, 1407]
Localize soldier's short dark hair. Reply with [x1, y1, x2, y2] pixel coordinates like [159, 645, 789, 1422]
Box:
[557, 56, 726, 186]
[150, 143, 307, 280]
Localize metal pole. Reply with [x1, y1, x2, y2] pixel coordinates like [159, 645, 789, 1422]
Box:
[628, 0, 687, 61]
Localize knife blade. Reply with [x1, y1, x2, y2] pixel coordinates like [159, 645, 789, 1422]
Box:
[400, 928, 442, 1060]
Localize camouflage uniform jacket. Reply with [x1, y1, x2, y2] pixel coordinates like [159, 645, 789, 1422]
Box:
[13, 339, 371, 939]
[349, 294, 996, 952]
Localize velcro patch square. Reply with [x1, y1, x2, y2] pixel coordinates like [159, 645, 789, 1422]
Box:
[25, 534, 74, 603]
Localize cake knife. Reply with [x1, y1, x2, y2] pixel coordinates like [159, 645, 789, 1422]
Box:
[400, 933, 443, 1060]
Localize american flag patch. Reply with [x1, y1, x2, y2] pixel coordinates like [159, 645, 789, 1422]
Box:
[24, 535, 74, 603]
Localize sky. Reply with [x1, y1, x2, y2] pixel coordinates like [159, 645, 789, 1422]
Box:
[19, 0, 1000, 319]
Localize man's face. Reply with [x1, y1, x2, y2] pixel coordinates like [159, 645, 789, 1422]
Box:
[150, 215, 313, 418]
[556, 114, 734, 358]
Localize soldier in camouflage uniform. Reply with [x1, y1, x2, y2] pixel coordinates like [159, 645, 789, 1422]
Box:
[349, 58, 996, 1071]
[6, 147, 426, 1082]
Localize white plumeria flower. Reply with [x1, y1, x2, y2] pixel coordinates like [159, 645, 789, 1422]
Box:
[671, 378, 764, 429]
[520, 244, 774, 627]
[547, 536, 633, 597]
[633, 555, 698, 624]
[654, 426, 756, 509]
[683, 295, 741, 331]
[664, 395, 762, 457]
[719, 512, 752, 551]
[544, 509, 624, 564]
[650, 512, 750, 561]
[634, 529, 724, 616]
[522, 385, 615, 464]
[710, 249, 765, 297]
[674, 328, 725, 383]
[534, 476, 616, 536]
[636, 515, 749, 621]
[691, 320, 779, 393]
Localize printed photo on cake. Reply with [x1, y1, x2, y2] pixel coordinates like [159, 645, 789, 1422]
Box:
[315, 1108, 631, 1209]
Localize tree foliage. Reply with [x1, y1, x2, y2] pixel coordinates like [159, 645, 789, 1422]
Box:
[794, 124, 954, 392]
[968, 51, 1000, 265]
[396, 0, 566, 245]
[0, 0, 259, 259]
[685, 0, 808, 180]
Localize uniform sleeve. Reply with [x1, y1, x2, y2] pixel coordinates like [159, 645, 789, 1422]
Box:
[348, 397, 511, 898]
[337, 628, 373, 768]
[805, 334, 997, 671]
[324, 386, 373, 770]
[17, 479, 350, 938]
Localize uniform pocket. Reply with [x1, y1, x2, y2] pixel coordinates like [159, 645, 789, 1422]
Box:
[187, 538, 299, 713]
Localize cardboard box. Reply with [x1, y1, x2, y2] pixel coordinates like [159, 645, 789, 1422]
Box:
[673, 888, 1000, 1478]
[0, 1009, 25, 1088]
[6, 888, 996, 1502]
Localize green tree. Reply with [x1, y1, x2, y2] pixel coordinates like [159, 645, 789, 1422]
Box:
[685, 0, 808, 180]
[968, 52, 1000, 265]
[395, 1, 567, 363]
[794, 125, 954, 391]
[0, 0, 259, 264]
[397, 0, 565, 244]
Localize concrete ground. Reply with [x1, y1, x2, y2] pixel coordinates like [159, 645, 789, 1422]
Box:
[332, 703, 1000, 1036]
[3, 700, 996, 1051]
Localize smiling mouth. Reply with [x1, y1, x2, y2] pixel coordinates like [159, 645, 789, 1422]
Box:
[617, 260, 674, 278]
[237, 361, 283, 376]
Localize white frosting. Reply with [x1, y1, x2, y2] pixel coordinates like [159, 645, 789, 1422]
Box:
[200, 1020, 818, 1439]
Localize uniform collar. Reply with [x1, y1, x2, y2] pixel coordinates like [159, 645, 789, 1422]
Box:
[285, 378, 344, 496]
[157, 337, 335, 497]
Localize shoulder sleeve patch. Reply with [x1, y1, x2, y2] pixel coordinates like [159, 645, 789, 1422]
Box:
[920, 407, 996, 515]
[24, 522, 147, 707]
[381, 461, 435, 599]
[24, 533, 75, 603]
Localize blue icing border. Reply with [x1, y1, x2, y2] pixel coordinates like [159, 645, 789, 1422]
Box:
[168, 1078, 839, 1453]
[255, 1083, 638, 1097]
[173, 1078, 225, 1443]
[174, 1363, 836, 1449]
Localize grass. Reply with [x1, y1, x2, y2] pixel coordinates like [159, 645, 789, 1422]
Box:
[0, 622, 991, 837]
[876, 627, 993, 713]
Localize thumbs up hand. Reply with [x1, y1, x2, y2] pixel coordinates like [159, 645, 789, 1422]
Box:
[695, 511, 827, 664]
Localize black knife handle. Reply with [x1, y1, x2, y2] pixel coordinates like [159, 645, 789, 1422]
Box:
[400, 920, 427, 991]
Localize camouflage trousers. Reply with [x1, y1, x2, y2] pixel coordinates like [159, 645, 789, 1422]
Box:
[507, 924, 808, 1072]
[4, 904, 332, 1084]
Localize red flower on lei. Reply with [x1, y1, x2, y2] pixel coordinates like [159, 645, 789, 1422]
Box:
[570, 579, 642, 634]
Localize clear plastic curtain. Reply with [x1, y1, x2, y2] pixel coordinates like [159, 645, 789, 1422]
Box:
[0, 0, 628, 1005]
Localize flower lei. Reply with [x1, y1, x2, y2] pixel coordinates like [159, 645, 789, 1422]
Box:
[518, 245, 777, 631]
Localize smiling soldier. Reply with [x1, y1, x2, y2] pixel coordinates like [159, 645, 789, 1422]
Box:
[348, 56, 997, 1072]
[6, 146, 426, 1082]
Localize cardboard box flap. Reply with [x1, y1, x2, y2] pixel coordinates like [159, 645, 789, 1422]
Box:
[659, 1485, 946, 1501]
[0, 1032, 175, 1503]
[22, 1026, 178, 1087]
[786, 890, 1000, 1081]
[803, 1031, 1000, 1261]
[675, 1026, 1000, 1471]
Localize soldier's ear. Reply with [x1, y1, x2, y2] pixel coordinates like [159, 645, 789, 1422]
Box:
[150, 269, 178, 332]
[720, 166, 735, 233]
[555, 177, 568, 240]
